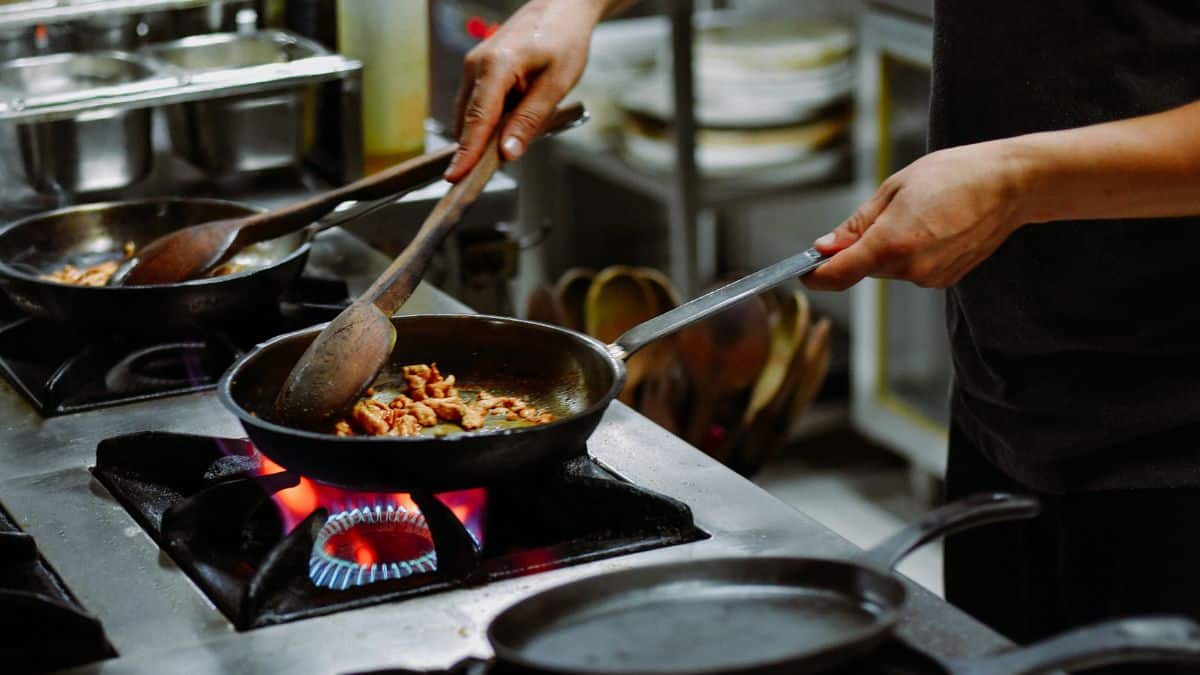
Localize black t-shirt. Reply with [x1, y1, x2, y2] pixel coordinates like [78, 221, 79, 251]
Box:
[932, 1, 1200, 492]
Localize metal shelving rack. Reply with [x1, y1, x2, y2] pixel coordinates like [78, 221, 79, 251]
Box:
[544, 0, 852, 295]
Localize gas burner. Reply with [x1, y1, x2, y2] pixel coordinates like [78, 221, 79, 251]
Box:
[310, 504, 443, 590]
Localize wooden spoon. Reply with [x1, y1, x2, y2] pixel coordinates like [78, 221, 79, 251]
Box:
[677, 290, 771, 457]
[743, 289, 810, 429]
[115, 103, 587, 287]
[585, 266, 658, 405]
[273, 104, 587, 430]
[525, 284, 567, 326]
[555, 267, 596, 332]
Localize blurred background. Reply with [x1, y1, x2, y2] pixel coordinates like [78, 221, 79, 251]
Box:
[0, 0, 945, 591]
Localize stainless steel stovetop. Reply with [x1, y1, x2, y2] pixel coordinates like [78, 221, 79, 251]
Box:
[0, 228, 1009, 674]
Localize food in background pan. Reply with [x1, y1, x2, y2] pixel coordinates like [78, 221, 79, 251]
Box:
[333, 363, 555, 437]
[40, 240, 247, 286]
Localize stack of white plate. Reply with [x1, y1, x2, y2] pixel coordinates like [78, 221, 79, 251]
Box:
[619, 20, 854, 179]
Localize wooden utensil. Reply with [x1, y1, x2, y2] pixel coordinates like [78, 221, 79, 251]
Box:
[732, 316, 832, 475]
[525, 284, 567, 326]
[555, 267, 596, 332]
[273, 104, 587, 429]
[115, 103, 587, 287]
[585, 266, 658, 405]
[743, 289, 810, 428]
[632, 267, 682, 430]
[677, 289, 771, 457]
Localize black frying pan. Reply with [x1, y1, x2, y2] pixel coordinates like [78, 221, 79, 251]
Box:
[392, 618, 1200, 675]
[219, 248, 830, 492]
[0, 198, 310, 334]
[484, 493, 1039, 675]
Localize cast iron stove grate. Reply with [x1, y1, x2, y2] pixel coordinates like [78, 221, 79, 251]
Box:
[91, 431, 708, 631]
[0, 502, 117, 673]
[0, 277, 348, 416]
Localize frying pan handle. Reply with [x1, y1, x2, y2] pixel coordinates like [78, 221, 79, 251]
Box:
[859, 493, 1041, 570]
[951, 617, 1200, 675]
[607, 248, 828, 360]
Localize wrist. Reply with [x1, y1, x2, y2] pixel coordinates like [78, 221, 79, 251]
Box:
[996, 135, 1053, 229]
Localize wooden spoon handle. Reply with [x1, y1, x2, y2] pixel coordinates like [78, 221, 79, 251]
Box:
[231, 146, 458, 250]
[363, 136, 502, 315]
[362, 102, 586, 316]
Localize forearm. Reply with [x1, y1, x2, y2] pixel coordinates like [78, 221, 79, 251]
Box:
[1008, 99, 1200, 224]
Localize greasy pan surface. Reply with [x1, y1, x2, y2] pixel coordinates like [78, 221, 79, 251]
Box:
[220, 315, 626, 491]
[487, 556, 906, 675]
[0, 198, 309, 334]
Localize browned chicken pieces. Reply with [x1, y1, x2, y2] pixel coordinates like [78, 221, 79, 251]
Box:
[332, 363, 555, 437]
[41, 240, 247, 286]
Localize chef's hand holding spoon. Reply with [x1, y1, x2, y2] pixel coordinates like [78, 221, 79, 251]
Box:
[444, 0, 635, 182]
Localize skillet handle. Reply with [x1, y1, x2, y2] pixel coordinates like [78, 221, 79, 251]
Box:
[859, 493, 1040, 570]
[608, 248, 827, 360]
[949, 617, 1200, 675]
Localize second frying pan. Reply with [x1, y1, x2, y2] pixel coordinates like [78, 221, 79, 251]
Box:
[486, 493, 1039, 675]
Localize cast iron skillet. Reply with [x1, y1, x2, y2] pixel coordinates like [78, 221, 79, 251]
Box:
[485, 493, 1200, 675]
[485, 493, 1036, 675]
[0, 198, 309, 334]
[220, 248, 828, 492]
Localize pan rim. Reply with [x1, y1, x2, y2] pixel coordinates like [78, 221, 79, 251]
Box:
[485, 555, 903, 675]
[217, 313, 628, 444]
[0, 197, 311, 289]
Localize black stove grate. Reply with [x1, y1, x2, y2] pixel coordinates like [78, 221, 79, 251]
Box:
[91, 431, 708, 631]
[0, 277, 348, 416]
[0, 502, 117, 673]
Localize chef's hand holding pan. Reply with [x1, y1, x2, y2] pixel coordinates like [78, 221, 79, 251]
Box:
[445, 0, 634, 182]
[804, 139, 1030, 291]
[805, 98, 1200, 290]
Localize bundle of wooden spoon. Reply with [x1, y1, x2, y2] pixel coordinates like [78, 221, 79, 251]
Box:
[526, 265, 833, 474]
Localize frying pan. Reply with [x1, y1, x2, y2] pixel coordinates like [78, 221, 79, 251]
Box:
[484, 493, 1039, 675]
[219, 248, 829, 492]
[0, 193, 405, 335]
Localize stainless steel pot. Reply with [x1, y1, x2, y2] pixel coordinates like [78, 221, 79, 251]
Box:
[0, 51, 159, 194]
[146, 30, 319, 177]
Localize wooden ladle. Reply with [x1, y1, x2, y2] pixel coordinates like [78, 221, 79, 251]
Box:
[273, 104, 587, 430]
[113, 103, 586, 287]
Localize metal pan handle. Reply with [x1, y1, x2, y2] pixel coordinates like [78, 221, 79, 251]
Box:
[607, 248, 828, 360]
[949, 617, 1200, 675]
[859, 493, 1041, 571]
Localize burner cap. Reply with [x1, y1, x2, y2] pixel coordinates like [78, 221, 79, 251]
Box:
[309, 504, 438, 590]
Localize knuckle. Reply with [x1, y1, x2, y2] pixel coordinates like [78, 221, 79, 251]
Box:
[462, 101, 490, 125]
[508, 108, 544, 134]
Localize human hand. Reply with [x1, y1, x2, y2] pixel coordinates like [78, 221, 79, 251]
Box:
[804, 140, 1033, 290]
[444, 0, 605, 182]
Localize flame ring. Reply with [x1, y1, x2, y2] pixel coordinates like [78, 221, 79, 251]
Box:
[308, 504, 438, 590]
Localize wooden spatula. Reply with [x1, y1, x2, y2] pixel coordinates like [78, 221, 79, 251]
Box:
[273, 104, 587, 430]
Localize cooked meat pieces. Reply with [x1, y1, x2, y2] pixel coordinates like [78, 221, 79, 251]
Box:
[41, 239, 246, 286]
[332, 363, 554, 437]
[40, 241, 135, 286]
[41, 260, 120, 287]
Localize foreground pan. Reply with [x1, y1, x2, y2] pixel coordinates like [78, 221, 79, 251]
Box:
[485, 493, 1200, 675]
[486, 493, 1040, 675]
[220, 248, 830, 492]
